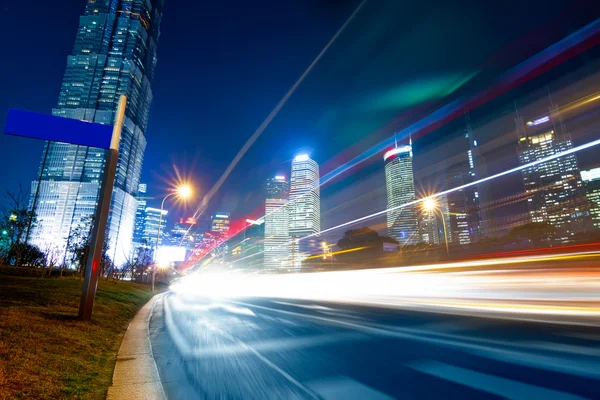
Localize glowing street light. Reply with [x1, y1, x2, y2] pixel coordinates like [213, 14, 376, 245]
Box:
[422, 197, 449, 255]
[153, 183, 194, 291]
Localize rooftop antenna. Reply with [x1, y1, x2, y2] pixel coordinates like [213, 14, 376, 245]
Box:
[394, 132, 398, 148]
[408, 130, 412, 147]
[514, 100, 520, 118]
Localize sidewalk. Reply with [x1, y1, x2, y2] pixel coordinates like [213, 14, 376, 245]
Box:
[106, 294, 166, 400]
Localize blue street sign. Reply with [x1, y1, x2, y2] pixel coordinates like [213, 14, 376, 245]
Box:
[4, 109, 113, 149]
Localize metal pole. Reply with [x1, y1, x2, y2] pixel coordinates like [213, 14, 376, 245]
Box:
[152, 193, 173, 291]
[79, 95, 126, 321]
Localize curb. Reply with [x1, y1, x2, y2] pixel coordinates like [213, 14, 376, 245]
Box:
[106, 294, 166, 400]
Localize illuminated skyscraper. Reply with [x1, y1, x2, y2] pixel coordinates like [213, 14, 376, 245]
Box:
[29, 1, 164, 266]
[581, 168, 600, 229]
[264, 176, 289, 269]
[516, 103, 591, 241]
[384, 144, 418, 244]
[419, 195, 451, 245]
[211, 213, 231, 235]
[289, 155, 321, 264]
[132, 183, 149, 248]
[446, 115, 484, 244]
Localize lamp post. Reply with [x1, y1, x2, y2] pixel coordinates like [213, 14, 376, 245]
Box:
[152, 184, 192, 291]
[423, 198, 449, 256]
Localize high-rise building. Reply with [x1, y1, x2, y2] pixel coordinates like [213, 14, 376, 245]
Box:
[581, 168, 600, 229]
[28, 1, 164, 266]
[210, 213, 230, 235]
[516, 103, 591, 242]
[142, 207, 168, 252]
[446, 115, 484, 244]
[289, 155, 321, 265]
[419, 195, 451, 246]
[384, 144, 418, 245]
[133, 183, 149, 247]
[264, 176, 290, 269]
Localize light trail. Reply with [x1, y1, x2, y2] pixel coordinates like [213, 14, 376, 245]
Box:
[304, 135, 600, 240]
[173, 251, 600, 322]
[188, 0, 368, 223]
[317, 17, 600, 189]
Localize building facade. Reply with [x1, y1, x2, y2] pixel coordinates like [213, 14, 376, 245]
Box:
[29, 0, 164, 266]
[210, 213, 230, 236]
[264, 176, 290, 269]
[446, 115, 484, 244]
[516, 103, 590, 242]
[132, 183, 148, 248]
[289, 155, 321, 265]
[384, 145, 418, 245]
[419, 195, 451, 246]
[581, 168, 600, 229]
[141, 207, 168, 253]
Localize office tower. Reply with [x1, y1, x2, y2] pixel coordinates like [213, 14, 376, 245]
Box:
[210, 213, 230, 235]
[289, 155, 321, 265]
[581, 168, 600, 229]
[516, 103, 591, 241]
[28, 1, 164, 266]
[384, 144, 418, 245]
[168, 217, 203, 249]
[264, 176, 290, 269]
[132, 183, 149, 248]
[419, 195, 451, 246]
[446, 114, 484, 244]
[142, 207, 168, 252]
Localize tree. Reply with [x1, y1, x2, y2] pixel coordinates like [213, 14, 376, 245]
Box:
[0, 186, 38, 267]
[66, 216, 111, 277]
[123, 242, 153, 284]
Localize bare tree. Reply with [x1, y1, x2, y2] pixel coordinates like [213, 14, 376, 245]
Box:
[42, 244, 61, 277]
[0, 185, 39, 267]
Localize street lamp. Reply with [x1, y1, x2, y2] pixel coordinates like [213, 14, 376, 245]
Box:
[152, 184, 193, 291]
[422, 197, 449, 255]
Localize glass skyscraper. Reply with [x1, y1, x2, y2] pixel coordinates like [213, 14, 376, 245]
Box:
[446, 115, 484, 244]
[29, 1, 164, 266]
[384, 144, 418, 245]
[289, 155, 321, 265]
[580, 168, 600, 229]
[516, 103, 591, 242]
[264, 176, 290, 269]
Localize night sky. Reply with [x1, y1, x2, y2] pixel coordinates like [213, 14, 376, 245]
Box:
[1, 0, 600, 234]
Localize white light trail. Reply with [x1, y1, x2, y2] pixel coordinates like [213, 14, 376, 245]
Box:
[305, 136, 600, 239]
[189, 0, 368, 222]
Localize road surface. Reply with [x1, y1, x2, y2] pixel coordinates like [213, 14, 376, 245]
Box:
[150, 293, 600, 399]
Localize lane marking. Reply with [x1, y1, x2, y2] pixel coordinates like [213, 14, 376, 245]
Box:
[308, 377, 395, 400]
[230, 300, 600, 378]
[273, 300, 335, 311]
[407, 360, 586, 400]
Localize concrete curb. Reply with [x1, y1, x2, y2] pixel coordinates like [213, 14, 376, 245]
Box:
[107, 293, 166, 400]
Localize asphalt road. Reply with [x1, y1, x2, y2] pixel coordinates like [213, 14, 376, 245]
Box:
[149, 293, 600, 399]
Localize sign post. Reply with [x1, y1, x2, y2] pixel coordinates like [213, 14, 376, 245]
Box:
[4, 95, 127, 321]
[78, 95, 127, 320]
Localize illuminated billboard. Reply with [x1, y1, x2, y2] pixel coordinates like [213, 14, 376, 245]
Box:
[156, 246, 187, 264]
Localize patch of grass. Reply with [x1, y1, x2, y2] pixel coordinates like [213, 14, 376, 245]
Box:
[0, 276, 159, 400]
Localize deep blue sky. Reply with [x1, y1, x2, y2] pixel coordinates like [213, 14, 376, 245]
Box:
[1, 0, 599, 231]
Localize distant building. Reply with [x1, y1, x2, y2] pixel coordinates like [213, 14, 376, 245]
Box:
[419, 195, 451, 246]
[446, 115, 484, 244]
[28, 1, 164, 266]
[516, 103, 591, 241]
[142, 208, 168, 253]
[264, 176, 290, 269]
[168, 217, 203, 250]
[133, 183, 149, 248]
[210, 213, 230, 236]
[581, 168, 600, 229]
[289, 155, 321, 266]
[384, 144, 418, 245]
